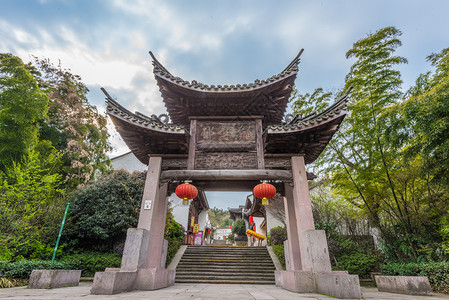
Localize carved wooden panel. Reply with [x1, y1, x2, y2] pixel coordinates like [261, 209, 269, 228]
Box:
[195, 152, 258, 170]
[196, 121, 256, 152]
[265, 157, 292, 170]
[162, 158, 188, 171]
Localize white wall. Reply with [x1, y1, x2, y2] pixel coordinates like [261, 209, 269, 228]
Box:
[169, 196, 190, 231]
[111, 152, 147, 172]
[198, 209, 210, 232]
[253, 217, 267, 246]
[214, 228, 232, 240]
[266, 210, 284, 234]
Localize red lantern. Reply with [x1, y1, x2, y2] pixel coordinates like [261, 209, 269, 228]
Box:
[253, 182, 276, 206]
[175, 182, 198, 205]
[249, 216, 254, 223]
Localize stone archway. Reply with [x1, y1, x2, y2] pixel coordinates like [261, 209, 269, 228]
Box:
[91, 50, 361, 299]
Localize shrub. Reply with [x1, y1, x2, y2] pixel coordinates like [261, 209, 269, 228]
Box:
[164, 207, 185, 267]
[60, 252, 121, 276]
[0, 260, 72, 279]
[65, 170, 144, 251]
[269, 226, 287, 245]
[335, 251, 380, 278]
[272, 244, 285, 269]
[232, 219, 246, 236]
[381, 261, 449, 293]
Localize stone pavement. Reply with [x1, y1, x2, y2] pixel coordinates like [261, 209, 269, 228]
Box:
[1, 283, 449, 300]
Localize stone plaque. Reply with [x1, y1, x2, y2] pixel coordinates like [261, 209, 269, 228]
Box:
[195, 152, 257, 169]
[196, 121, 256, 152]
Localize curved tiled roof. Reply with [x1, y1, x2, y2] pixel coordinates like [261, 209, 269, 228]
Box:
[150, 49, 303, 94]
[267, 88, 351, 133]
[103, 88, 186, 133]
[150, 50, 303, 126]
[103, 88, 188, 164]
[265, 89, 351, 164]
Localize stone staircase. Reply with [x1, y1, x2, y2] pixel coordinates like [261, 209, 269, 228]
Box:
[175, 246, 276, 284]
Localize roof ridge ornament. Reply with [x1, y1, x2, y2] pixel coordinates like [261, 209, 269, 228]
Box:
[282, 49, 304, 73]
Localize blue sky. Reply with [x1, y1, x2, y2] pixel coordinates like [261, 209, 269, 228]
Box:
[2, 0, 449, 208]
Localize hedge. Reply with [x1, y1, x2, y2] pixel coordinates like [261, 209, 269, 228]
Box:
[60, 253, 121, 276]
[0, 261, 72, 279]
[381, 261, 449, 293]
[0, 252, 122, 279]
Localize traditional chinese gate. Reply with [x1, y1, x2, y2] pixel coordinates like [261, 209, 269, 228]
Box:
[91, 50, 361, 298]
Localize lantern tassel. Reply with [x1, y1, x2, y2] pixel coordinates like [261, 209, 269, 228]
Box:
[262, 197, 269, 206]
[182, 198, 189, 206]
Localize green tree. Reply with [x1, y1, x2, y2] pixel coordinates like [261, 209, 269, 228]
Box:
[292, 27, 449, 261]
[0, 54, 49, 170]
[33, 58, 111, 188]
[65, 170, 144, 251]
[0, 149, 64, 260]
[402, 48, 449, 185]
[232, 219, 246, 236]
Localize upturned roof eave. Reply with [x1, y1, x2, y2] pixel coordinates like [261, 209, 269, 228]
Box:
[150, 49, 303, 96]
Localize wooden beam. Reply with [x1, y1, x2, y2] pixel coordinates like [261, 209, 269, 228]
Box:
[189, 115, 264, 120]
[187, 119, 197, 169]
[161, 169, 292, 182]
[256, 118, 265, 169]
[168, 180, 285, 194]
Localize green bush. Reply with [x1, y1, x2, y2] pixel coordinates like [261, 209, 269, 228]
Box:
[65, 170, 144, 251]
[269, 226, 287, 245]
[0, 253, 122, 279]
[272, 245, 285, 269]
[0, 260, 72, 279]
[60, 252, 121, 276]
[335, 251, 380, 278]
[381, 261, 449, 293]
[164, 207, 185, 267]
[232, 219, 246, 236]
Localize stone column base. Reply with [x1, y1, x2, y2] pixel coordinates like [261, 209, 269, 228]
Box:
[275, 270, 361, 299]
[91, 268, 175, 295]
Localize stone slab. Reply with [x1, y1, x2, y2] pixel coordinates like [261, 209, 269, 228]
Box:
[315, 272, 361, 299]
[301, 230, 332, 273]
[276, 270, 361, 299]
[29, 269, 81, 289]
[90, 271, 136, 295]
[283, 240, 291, 270]
[120, 228, 150, 271]
[275, 270, 315, 293]
[375, 275, 433, 296]
[134, 268, 176, 290]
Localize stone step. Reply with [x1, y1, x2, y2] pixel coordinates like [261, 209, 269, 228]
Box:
[176, 246, 276, 285]
[185, 247, 267, 250]
[183, 250, 269, 255]
[175, 279, 275, 285]
[182, 252, 271, 256]
[175, 279, 276, 284]
[176, 271, 275, 276]
[179, 257, 273, 262]
[177, 261, 275, 267]
[176, 264, 276, 270]
[175, 274, 275, 281]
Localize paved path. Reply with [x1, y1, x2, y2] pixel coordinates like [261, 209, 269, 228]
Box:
[0, 283, 448, 299]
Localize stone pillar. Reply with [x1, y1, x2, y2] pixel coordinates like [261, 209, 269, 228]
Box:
[283, 185, 302, 270]
[91, 156, 175, 295]
[275, 155, 361, 299]
[291, 156, 315, 233]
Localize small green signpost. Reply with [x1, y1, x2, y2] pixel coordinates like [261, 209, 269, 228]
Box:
[51, 202, 70, 264]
